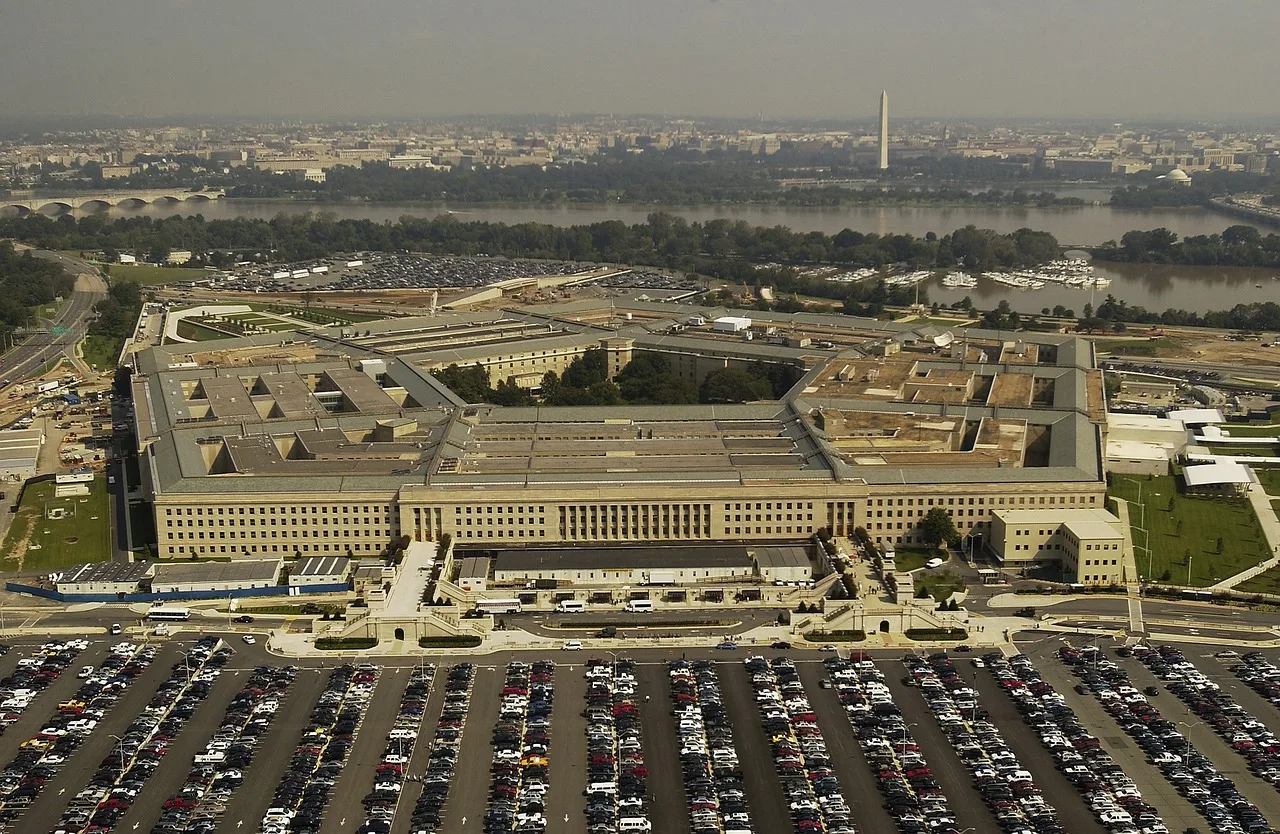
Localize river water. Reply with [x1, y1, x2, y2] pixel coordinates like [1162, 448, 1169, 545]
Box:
[58, 198, 1280, 314]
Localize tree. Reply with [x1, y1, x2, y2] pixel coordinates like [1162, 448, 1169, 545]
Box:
[699, 368, 773, 403]
[920, 507, 959, 549]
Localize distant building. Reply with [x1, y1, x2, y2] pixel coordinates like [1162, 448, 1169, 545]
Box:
[165, 250, 194, 265]
[99, 165, 138, 180]
[117, 253, 137, 264]
[291, 168, 326, 183]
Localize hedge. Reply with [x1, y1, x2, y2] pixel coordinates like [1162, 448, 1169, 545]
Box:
[314, 637, 378, 650]
[805, 630, 866, 642]
[904, 628, 968, 641]
[418, 635, 482, 648]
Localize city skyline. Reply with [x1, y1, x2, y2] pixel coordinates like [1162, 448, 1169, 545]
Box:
[1, 1, 1279, 121]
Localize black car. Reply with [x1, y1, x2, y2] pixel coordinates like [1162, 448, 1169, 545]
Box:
[233, 615, 255, 624]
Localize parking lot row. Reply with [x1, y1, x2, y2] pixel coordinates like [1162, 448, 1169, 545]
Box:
[583, 658, 650, 833]
[824, 654, 961, 834]
[0, 641, 154, 829]
[403, 663, 473, 834]
[55, 637, 228, 834]
[744, 656, 854, 833]
[151, 664, 298, 834]
[903, 653, 1064, 834]
[1135, 647, 1280, 793]
[1060, 644, 1272, 834]
[484, 660, 554, 834]
[668, 659, 750, 834]
[356, 664, 434, 834]
[984, 652, 1167, 834]
[261, 663, 380, 834]
[0, 639, 89, 736]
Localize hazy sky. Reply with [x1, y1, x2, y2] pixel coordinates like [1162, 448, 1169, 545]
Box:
[2, 0, 1278, 121]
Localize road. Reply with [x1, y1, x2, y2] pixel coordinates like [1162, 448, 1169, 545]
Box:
[0, 250, 107, 384]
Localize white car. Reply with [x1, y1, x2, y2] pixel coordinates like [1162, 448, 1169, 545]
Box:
[925, 557, 944, 569]
[562, 640, 583, 651]
[242, 635, 256, 645]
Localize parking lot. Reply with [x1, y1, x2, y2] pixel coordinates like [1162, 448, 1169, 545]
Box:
[1, 633, 1279, 834]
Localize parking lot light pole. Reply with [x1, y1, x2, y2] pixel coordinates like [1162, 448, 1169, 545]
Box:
[109, 733, 127, 781]
[900, 721, 918, 757]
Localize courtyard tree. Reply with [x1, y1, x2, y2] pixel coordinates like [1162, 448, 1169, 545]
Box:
[920, 507, 960, 550]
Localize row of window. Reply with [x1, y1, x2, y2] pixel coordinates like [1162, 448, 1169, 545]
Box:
[165, 505, 389, 515]
[171, 528, 392, 541]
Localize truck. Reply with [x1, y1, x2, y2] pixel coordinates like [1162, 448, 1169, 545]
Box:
[36, 381, 60, 394]
[642, 570, 676, 586]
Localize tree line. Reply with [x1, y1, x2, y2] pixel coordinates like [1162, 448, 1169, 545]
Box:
[1092, 225, 1280, 268]
[0, 211, 1064, 317]
[433, 349, 799, 408]
[21, 151, 1090, 208]
[0, 242, 77, 343]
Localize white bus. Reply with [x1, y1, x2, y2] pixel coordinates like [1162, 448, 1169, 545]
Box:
[475, 599, 522, 615]
[623, 600, 653, 613]
[555, 600, 586, 614]
[145, 606, 191, 621]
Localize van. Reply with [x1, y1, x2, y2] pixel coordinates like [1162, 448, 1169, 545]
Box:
[561, 641, 583, 651]
[624, 600, 653, 613]
[587, 782, 617, 796]
[619, 819, 653, 832]
[556, 600, 586, 614]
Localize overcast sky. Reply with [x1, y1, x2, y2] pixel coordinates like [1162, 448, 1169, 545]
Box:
[2, 0, 1277, 122]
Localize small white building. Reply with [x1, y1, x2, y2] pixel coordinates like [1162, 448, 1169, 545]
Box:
[456, 556, 491, 593]
[289, 556, 351, 587]
[117, 253, 137, 265]
[165, 250, 194, 265]
[712, 316, 752, 333]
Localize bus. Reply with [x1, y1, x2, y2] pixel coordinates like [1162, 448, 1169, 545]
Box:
[145, 606, 191, 621]
[474, 599, 522, 615]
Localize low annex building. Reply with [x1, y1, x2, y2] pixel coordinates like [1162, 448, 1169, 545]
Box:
[989, 508, 1127, 584]
[151, 559, 283, 594]
[130, 300, 1110, 583]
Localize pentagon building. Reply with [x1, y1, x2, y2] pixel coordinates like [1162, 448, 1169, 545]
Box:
[130, 301, 1108, 562]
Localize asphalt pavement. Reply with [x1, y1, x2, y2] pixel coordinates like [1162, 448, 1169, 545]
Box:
[10, 642, 185, 834]
[319, 667, 409, 834]
[112, 670, 244, 833]
[717, 660, 793, 834]
[883, 662, 999, 833]
[215, 666, 329, 834]
[438, 663, 498, 830]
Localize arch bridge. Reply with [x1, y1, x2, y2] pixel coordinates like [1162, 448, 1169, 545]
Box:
[1, 189, 225, 214]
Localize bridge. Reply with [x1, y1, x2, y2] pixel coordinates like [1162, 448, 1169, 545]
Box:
[1, 188, 225, 214]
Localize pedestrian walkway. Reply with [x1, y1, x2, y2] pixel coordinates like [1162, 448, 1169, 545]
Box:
[1210, 483, 1280, 590]
[1112, 497, 1145, 633]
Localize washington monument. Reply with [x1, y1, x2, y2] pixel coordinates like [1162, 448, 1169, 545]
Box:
[878, 90, 889, 169]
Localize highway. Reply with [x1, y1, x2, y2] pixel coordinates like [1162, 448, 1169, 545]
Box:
[0, 250, 107, 383]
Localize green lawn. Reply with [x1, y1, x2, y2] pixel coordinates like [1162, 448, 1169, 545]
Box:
[103, 263, 208, 286]
[0, 479, 112, 572]
[1256, 470, 1280, 494]
[914, 570, 966, 602]
[81, 335, 121, 371]
[1212, 423, 1280, 438]
[893, 547, 944, 572]
[1238, 567, 1280, 596]
[174, 320, 233, 342]
[1110, 474, 1270, 586]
